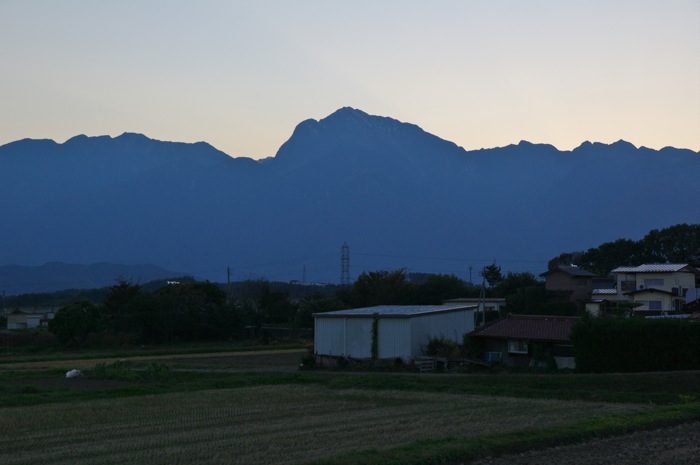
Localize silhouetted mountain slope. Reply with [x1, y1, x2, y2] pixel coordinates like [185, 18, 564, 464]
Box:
[1, 108, 698, 291]
[0, 262, 186, 296]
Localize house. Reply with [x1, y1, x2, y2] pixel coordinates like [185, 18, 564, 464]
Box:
[539, 265, 597, 311]
[313, 304, 476, 363]
[585, 283, 643, 317]
[601, 264, 700, 316]
[469, 314, 579, 369]
[6, 308, 56, 329]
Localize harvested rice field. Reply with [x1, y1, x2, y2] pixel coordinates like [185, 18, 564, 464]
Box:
[0, 384, 648, 465]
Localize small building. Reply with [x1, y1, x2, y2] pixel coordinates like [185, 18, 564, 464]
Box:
[540, 265, 596, 311]
[313, 304, 476, 362]
[469, 314, 579, 369]
[6, 308, 56, 330]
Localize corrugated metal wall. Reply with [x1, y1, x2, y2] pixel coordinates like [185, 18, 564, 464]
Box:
[410, 309, 474, 357]
[315, 309, 475, 361]
[314, 317, 372, 358]
[314, 317, 344, 357]
[377, 318, 411, 360]
[344, 318, 372, 358]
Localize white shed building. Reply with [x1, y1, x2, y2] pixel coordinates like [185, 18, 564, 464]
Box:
[313, 304, 476, 362]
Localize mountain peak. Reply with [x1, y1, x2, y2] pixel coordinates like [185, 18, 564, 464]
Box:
[322, 106, 369, 121]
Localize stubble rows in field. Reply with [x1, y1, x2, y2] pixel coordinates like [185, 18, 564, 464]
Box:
[1, 384, 648, 465]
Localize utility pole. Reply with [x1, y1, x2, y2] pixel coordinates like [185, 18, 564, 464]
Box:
[226, 267, 232, 304]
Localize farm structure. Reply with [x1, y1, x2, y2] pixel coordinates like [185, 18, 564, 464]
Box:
[6, 308, 55, 329]
[313, 304, 476, 362]
[469, 314, 579, 369]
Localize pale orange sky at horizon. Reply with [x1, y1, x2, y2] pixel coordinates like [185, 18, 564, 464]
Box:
[1, 1, 698, 159]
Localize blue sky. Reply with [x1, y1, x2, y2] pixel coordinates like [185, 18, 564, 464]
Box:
[2, 1, 698, 159]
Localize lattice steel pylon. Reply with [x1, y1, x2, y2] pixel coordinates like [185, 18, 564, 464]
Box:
[340, 242, 350, 286]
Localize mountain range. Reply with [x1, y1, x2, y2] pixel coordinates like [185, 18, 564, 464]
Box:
[0, 262, 185, 296]
[1, 107, 698, 294]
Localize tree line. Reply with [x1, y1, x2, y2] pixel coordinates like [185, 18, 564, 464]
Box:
[47, 268, 549, 347]
[548, 223, 700, 276]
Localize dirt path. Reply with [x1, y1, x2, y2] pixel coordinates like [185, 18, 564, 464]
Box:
[0, 348, 306, 370]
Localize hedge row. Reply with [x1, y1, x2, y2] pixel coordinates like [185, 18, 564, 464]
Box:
[571, 318, 700, 373]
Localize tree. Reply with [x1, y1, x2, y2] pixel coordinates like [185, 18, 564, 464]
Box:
[238, 279, 271, 336]
[639, 223, 700, 264]
[547, 252, 583, 271]
[260, 289, 297, 326]
[351, 269, 412, 307]
[153, 281, 233, 342]
[481, 263, 504, 288]
[554, 223, 700, 277]
[295, 295, 348, 329]
[103, 279, 142, 333]
[415, 274, 473, 304]
[577, 238, 640, 276]
[495, 271, 540, 297]
[49, 300, 104, 347]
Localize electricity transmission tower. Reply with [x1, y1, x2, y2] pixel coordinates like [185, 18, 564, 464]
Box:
[340, 242, 350, 286]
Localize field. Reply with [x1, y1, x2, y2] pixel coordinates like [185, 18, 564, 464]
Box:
[1, 347, 699, 465]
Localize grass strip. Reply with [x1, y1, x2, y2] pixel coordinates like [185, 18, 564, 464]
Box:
[2, 369, 699, 407]
[307, 403, 700, 465]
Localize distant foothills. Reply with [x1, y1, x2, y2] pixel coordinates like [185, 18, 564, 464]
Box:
[1, 107, 698, 294]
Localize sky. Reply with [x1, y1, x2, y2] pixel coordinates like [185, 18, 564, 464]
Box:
[1, 1, 699, 159]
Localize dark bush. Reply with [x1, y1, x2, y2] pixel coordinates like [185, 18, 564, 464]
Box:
[572, 318, 700, 373]
[424, 337, 461, 358]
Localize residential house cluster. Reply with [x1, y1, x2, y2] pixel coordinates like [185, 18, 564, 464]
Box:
[540, 263, 700, 318]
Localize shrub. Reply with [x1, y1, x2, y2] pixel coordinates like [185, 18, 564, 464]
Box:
[91, 361, 172, 381]
[424, 337, 461, 358]
[572, 318, 700, 373]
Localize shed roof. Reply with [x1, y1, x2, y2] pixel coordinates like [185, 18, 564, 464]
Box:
[612, 264, 694, 273]
[313, 303, 476, 319]
[471, 314, 579, 343]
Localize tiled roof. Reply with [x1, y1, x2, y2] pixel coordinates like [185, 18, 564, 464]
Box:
[314, 303, 475, 318]
[471, 314, 580, 342]
[623, 288, 674, 296]
[592, 289, 618, 295]
[611, 264, 691, 273]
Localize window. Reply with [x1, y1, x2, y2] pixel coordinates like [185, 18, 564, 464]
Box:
[644, 278, 664, 288]
[508, 340, 528, 354]
[639, 300, 662, 310]
[620, 280, 636, 292]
